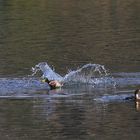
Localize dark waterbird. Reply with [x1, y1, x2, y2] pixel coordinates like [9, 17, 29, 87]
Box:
[134, 89, 140, 101]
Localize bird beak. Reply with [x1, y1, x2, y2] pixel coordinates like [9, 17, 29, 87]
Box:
[41, 79, 46, 83]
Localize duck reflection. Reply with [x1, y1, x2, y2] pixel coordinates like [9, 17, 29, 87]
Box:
[135, 101, 140, 111]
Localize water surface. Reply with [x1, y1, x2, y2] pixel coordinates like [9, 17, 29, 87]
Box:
[0, 0, 140, 140]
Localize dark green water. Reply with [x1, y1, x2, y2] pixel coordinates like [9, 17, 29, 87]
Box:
[0, 0, 140, 139]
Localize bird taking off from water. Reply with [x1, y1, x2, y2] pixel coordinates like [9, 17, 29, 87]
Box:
[41, 78, 63, 90]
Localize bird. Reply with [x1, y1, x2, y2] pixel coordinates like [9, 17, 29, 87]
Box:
[134, 89, 140, 101]
[41, 78, 63, 90]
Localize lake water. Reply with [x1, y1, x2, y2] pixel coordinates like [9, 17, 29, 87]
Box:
[0, 0, 140, 140]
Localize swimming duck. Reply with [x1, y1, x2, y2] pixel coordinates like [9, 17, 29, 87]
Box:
[42, 78, 63, 89]
[134, 89, 140, 101]
[134, 89, 140, 111]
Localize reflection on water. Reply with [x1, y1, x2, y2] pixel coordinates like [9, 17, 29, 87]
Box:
[0, 97, 140, 140]
[0, 0, 140, 139]
[135, 101, 140, 111]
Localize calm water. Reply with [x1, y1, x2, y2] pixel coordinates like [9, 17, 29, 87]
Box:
[0, 0, 140, 140]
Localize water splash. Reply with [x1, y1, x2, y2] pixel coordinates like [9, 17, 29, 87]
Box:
[64, 64, 107, 82]
[32, 62, 116, 88]
[32, 62, 63, 81]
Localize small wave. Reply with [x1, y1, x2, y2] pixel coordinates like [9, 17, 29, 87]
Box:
[112, 72, 140, 78]
[0, 78, 50, 95]
[111, 72, 140, 88]
[94, 94, 134, 103]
